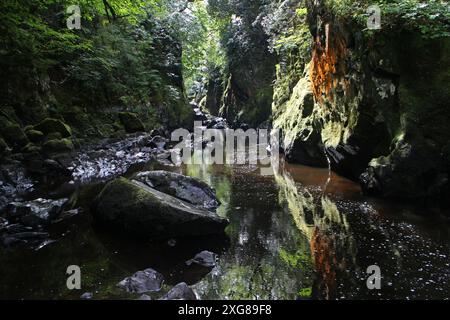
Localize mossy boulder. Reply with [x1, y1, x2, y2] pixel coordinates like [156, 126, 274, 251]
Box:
[42, 138, 74, 154]
[34, 118, 72, 138]
[44, 132, 63, 142]
[118, 112, 146, 133]
[0, 124, 29, 151]
[92, 178, 229, 239]
[26, 130, 44, 143]
[21, 143, 41, 154]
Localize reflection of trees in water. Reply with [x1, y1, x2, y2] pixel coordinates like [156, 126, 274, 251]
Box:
[190, 162, 314, 299]
[274, 167, 359, 299]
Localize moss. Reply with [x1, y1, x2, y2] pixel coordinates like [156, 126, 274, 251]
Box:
[21, 143, 41, 154]
[25, 129, 44, 143]
[34, 118, 72, 138]
[118, 112, 146, 133]
[42, 138, 74, 154]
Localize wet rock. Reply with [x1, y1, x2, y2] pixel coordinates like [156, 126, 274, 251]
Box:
[34, 118, 72, 138]
[70, 134, 157, 183]
[117, 268, 164, 294]
[206, 117, 227, 130]
[93, 178, 229, 239]
[149, 136, 167, 150]
[42, 138, 74, 154]
[80, 292, 93, 300]
[134, 171, 220, 210]
[119, 112, 146, 133]
[4, 198, 67, 228]
[186, 250, 217, 268]
[160, 282, 197, 300]
[0, 164, 35, 210]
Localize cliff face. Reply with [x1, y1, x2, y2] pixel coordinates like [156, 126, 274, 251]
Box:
[273, 0, 450, 203]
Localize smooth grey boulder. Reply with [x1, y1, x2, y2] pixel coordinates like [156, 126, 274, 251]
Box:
[117, 268, 164, 294]
[160, 282, 197, 300]
[134, 171, 220, 210]
[186, 250, 217, 268]
[93, 178, 229, 239]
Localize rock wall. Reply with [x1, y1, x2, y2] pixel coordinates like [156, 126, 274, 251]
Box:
[273, 0, 450, 203]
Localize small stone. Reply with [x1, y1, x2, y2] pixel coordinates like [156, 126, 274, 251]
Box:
[186, 250, 217, 268]
[117, 268, 164, 294]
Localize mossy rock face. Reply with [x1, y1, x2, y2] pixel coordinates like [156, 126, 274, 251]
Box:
[26, 130, 44, 143]
[118, 112, 146, 133]
[0, 124, 29, 151]
[34, 118, 72, 138]
[42, 138, 74, 154]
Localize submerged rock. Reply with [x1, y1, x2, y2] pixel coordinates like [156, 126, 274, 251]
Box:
[134, 171, 220, 210]
[117, 268, 164, 294]
[93, 178, 229, 239]
[186, 250, 217, 268]
[160, 282, 197, 300]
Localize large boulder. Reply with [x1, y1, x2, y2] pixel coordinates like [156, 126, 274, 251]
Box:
[119, 112, 146, 133]
[34, 118, 72, 138]
[134, 171, 220, 210]
[93, 178, 229, 239]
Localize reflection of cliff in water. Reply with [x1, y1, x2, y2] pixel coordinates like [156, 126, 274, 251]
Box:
[275, 160, 450, 300]
[274, 166, 358, 299]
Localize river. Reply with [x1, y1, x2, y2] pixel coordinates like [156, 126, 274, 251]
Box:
[0, 140, 448, 300]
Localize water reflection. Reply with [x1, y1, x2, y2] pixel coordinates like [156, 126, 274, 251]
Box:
[0, 148, 448, 300]
[181, 153, 449, 300]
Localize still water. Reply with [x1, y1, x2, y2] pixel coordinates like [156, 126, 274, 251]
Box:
[0, 154, 449, 300]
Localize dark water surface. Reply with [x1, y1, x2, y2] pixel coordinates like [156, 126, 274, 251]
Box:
[0, 155, 449, 300]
